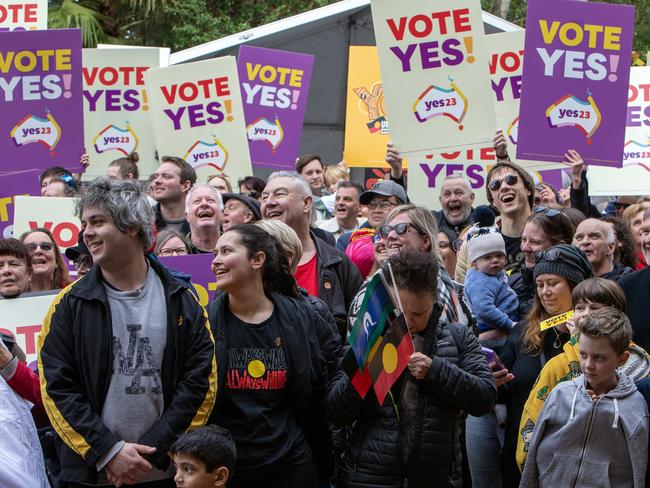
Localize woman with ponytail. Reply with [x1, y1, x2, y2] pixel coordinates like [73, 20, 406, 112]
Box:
[106, 151, 140, 180]
[207, 224, 328, 488]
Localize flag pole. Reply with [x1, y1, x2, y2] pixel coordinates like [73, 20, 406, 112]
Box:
[386, 261, 404, 314]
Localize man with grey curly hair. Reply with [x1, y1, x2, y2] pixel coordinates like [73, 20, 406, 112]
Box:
[38, 177, 217, 488]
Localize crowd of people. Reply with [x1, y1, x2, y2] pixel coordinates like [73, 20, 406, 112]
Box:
[1, 131, 650, 488]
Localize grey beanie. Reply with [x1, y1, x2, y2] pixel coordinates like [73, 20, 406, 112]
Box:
[467, 224, 506, 263]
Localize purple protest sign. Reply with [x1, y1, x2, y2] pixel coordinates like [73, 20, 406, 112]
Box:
[0, 29, 84, 173]
[158, 254, 217, 308]
[0, 169, 41, 238]
[517, 0, 634, 168]
[237, 45, 314, 170]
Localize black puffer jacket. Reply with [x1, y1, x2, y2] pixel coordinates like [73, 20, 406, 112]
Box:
[328, 314, 496, 488]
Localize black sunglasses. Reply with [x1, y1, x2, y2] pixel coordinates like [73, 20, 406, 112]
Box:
[378, 222, 416, 239]
[488, 174, 519, 192]
[533, 206, 561, 217]
[534, 247, 562, 263]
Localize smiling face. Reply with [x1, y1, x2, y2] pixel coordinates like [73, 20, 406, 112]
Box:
[535, 273, 573, 315]
[211, 230, 263, 294]
[81, 205, 137, 271]
[384, 213, 431, 257]
[261, 177, 310, 230]
[222, 199, 254, 232]
[22, 231, 56, 283]
[573, 219, 614, 271]
[300, 159, 324, 193]
[488, 167, 531, 218]
[438, 232, 457, 276]
[186, 186, 222, 232]
[334, 186, 361, 224]
[40, 176, 67, 197]
[0, 254, 30, 297]
[630, 210, 646, 247]
[151, 162, 191, 204]
[439, 178, 474, 225]
[521, 221, 554, 269]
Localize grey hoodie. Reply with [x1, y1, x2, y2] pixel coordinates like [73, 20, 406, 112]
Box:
[520, 373, 649, 488]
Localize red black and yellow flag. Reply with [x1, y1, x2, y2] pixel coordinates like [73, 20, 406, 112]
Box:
[367, 312, 414, 405]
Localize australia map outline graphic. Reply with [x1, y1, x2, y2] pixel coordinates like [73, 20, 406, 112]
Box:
[545, 92, 602, 144]
[184, 136, 229, 170]
[412, 79, 468, 129]
[10, 110, 61, 155]
[246, 116, 284, 153]
[622, 138, 650, 172]
[508, 116, 519, 145]
[93, 123, 139, 156]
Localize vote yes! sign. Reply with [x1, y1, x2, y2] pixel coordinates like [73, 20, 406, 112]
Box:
[517, 0, 635, 167]
[0, 29, 84, 172]
[237, 45, 314, 170]
[0, 0, 47, 32]
[371, 0, 495, 156]
[145, 56, 252, 186]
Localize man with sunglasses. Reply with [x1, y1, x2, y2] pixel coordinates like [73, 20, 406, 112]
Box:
[336, 180, 408, 252]
[485, 161, 535, 271]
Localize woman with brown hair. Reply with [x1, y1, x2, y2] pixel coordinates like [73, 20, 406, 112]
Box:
[106, 151, 139, 180]
[498, 244, 592, 487]
[19, 228, 72, 292]
[508, 207, 575, 317]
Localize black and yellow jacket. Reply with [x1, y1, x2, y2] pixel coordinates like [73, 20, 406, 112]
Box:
[37, 256, 217, 484]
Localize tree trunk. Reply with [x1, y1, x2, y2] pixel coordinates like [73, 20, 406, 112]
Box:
[491, 0, 511, 19]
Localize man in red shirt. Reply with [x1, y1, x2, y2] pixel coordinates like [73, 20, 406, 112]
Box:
[261, 171, 362, 340]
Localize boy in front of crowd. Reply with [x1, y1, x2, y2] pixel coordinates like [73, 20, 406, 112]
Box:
[520, 308, 649, 487]
[171, 425, 237, 488]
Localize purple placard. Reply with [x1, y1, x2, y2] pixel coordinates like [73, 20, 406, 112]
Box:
[0, 29, 84, 173]
[158, 254, 217, 307]
[237, 45, 314, 170]
[0, 169, 41, 238]
[539, 169, 567, 191]
[517, 0, 634, 168]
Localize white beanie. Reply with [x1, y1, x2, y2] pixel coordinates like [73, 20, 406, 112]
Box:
[467, 224, 506, 263]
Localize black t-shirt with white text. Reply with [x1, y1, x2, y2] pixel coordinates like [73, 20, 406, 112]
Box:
[218, 307, 311, 475]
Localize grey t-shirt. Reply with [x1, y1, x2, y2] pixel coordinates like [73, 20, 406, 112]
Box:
[98, 267, 168, 482]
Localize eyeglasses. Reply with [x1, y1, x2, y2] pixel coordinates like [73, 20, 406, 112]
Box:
[533, 206, 561, 217]
[367, 200, 397, 211]
[378, 222, 417, 239]
[25, 242, 53, 253]
[614, 202, 632, 210]
[158, 248, 188, 256]
[488, 174, 519, 192]
[533, 247, 562, 263]
[73, 255, 93, 269]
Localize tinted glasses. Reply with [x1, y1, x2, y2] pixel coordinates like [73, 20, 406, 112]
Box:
[488, 174, 519, 192]
[533, 205, 561, 217]
[25, 242, 54, 253]
[378, 222, 417, 239]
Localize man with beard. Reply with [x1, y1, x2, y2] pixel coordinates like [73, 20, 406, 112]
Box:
[619, 207, 650, 350]
[317, 181, 364, 240]
[185, 184, 223, 254]
[573, 218, 633, 282]
[434, 175, 476, 241]
[151, 157, 197, 235]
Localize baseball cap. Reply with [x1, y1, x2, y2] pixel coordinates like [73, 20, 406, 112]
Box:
[359, 180, 407, 206]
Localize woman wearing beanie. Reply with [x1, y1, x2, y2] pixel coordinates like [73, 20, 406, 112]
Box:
[497, 244, 592, 487]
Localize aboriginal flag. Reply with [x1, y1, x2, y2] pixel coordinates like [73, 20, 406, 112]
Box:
[367, 312, 414, 405]
[341, 347, 373, 399]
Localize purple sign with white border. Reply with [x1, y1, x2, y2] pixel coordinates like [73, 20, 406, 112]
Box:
[237, 45, 314, 170]
[517, 0, 634, 167]
[0, 169, 41, 238]
[0, 29, 84, 173]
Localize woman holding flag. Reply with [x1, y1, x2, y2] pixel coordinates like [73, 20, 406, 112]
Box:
[328, 250, 495, 488]
[207, 223, 329, 488]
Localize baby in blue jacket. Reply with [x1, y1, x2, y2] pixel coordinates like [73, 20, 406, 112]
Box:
[464, 209, 518, 336]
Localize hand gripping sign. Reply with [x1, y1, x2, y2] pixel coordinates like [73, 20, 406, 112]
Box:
[412, 78, 468, 128]
[545, 90, 602, 144]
